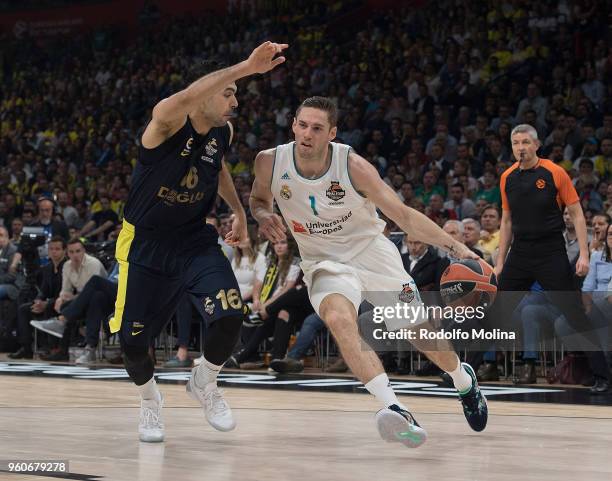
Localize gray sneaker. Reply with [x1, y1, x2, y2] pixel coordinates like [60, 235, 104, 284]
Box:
[75, 347, 97, 365]
[30, 318, 65, 338]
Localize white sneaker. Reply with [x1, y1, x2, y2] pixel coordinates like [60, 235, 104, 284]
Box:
[375, 404, 427, 448]
[186, 369, 236, 432]
[139, 394, 165, 442]
[30, 318, 65, 338]
[75, 347, 96, 365]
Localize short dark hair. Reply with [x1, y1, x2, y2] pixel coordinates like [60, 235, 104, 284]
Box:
[67, 237, 85, 248]
[482, 204, 501, 217]
[185, 59, 228, 85]
[451, 183, 465, 192]
[49, 235, 67, 248]
[593, 212, 611, 223]
[296, 96, 338, 127]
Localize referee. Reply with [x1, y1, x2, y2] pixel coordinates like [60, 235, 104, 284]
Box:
[496, 124, 610, 393]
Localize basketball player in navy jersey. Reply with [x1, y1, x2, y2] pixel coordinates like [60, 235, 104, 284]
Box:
[110, 41, 288, 442]
[250, 97, 488, 448]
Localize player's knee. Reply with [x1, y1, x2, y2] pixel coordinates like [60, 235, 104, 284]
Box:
[216, 314, 243, 338]
[322, 309, 353, 333]
[121, 341, 154, 385]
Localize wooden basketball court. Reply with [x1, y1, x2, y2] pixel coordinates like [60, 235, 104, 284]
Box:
[1, 372, 611, 481]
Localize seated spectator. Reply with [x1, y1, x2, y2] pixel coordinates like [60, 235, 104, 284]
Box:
[163, 294, 198, 368]
[518, 283, 567, 384]
[605, 184, 612, 217]
[444, 183, 477, 220]
[268, 311, 327, 374]
[415, 171, 445, 205]
[31, 238, 107, 361]
[32, 197, 69, 244]
[461, 218, 485, 258]
[229, 238, 301, 369]
[210, 214, 234, 261]
[78, 196, 119, 241]
[56, 191, 79, 228]
[0, 226, 20, 304]
[441, 220, 473, 259]
[475, 171, 502, 207]
[477, 205, 501, 265]
[426, 193, 457, 227]
[589, 213, 610, 254]
[590, 137, 611, 180]
[578, 178, 604, 213]
[582, 224, 612, 379]
[232, 225, 266, 303]
[72, 264, 119, 364]
[8, 236, 66, 359]
[10, 218, 23, 244]
[401, 236, 448, 292]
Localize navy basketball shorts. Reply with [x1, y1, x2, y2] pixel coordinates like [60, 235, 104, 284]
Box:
[109, 220, 245, 347]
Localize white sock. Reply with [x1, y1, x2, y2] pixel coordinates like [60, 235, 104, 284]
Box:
[195, 357, 223, 392]
[364, 373, 406, 409]
[138, 377, 161, 401]
[446, 358, 473, 394]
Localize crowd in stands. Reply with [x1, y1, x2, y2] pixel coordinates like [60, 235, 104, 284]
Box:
[0, 0, 610, 385]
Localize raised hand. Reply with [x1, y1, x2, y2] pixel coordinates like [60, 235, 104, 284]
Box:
[246, 41, 288, 75]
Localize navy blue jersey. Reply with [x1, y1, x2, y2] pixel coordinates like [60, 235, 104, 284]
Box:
[124, 117, 231, 240]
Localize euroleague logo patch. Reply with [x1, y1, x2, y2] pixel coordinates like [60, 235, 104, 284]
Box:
[535, 179, 546, 189]
[399, 283, 415, 303]
[326, 181, 345, 202]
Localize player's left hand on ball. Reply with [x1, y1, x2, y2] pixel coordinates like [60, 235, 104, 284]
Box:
[225, 214, 248, 247]
[453, 243, 479, 260]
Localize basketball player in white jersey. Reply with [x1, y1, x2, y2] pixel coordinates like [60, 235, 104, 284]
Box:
[250, 97, 488, 448]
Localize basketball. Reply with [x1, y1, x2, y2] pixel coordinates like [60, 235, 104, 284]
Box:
[440, 258, 497, 309]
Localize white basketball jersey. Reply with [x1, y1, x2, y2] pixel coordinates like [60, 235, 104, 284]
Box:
[271, 141, 385, 262]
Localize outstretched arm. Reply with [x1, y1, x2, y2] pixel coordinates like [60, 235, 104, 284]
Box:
[142, 41, 288, 149]
[250, 149, 287, 242]
[348, 153, 478, 260]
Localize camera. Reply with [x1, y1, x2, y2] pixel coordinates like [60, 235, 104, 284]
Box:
[19, 226, 47, 254]
[18, 226, 48, 302]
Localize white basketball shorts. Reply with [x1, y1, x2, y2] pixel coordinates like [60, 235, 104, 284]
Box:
[301, 235, 427, 331]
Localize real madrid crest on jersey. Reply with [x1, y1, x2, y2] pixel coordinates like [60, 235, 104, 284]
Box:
[326, 181, 345, 205]
[280, 184, 292, 200]
[399, 283, 415, 303]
